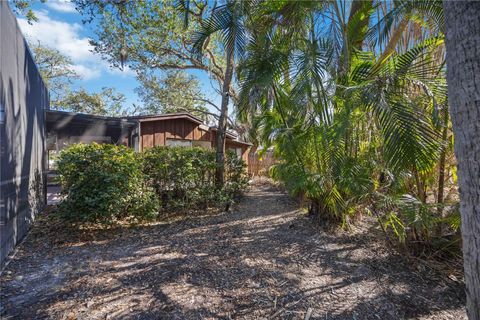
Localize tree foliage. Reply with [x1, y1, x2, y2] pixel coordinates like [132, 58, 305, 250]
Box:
[31, 0, 460, 254]
[135, 70, 209, 119]
[59, 87, 128, 116]
[10, 0, 44, 23]
[30, 42, 79, 104]
[74, 0, 229, 98]
[30, 42, 128, 116]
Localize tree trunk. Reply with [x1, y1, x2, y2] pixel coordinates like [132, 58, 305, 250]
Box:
[444, 2, 480, 318]
[413, 165, 426, 203]
[436, 107, 449, 226]
[215, 50, 234, 187]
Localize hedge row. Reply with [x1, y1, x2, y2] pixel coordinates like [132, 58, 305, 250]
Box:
[56, 143, 248, 223]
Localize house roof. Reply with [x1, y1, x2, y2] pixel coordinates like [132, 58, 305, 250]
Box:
[209, 127, 253, 146]
[125, 112, 204, 125]
[46, 109, 138, 128]
[226, 139, 253, 147]
[209, 126, 238, 140]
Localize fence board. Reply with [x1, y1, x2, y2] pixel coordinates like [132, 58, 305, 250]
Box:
[248, 151, 276, 177]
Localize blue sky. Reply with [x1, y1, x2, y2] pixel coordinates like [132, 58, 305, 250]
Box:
[15, 0, 219, 114]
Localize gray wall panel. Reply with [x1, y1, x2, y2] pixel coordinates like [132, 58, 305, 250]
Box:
[0, 2, 48, 267]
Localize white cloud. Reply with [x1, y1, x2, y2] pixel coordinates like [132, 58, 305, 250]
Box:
[45, 0, 76, 13]
[71, 64, 101, 80]
[17, 10, 112, 81]
[108, 65, 137, 78]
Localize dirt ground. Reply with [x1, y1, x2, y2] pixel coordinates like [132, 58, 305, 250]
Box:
[0, 181, 466, 319]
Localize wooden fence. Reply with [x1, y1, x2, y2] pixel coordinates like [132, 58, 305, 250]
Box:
[248, 150, 276, 177]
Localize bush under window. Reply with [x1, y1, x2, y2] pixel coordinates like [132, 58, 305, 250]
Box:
[56, 144, 248, 223]
[142, 146, 248, 211]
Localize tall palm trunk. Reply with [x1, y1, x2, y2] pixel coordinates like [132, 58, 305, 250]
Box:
[215, 50, 234, 186]
[444, 2, 480, 318]
[436, 107, 449, 221]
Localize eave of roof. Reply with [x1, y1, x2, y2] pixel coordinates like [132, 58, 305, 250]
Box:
[209, 126, 237, 139]
[209, 126, 253, 146]
[226, 139, 253, 146]
[46, 109, 138, 126]
[126, 112, 204, 125]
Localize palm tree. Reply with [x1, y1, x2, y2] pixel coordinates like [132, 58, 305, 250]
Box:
[444, 1, 480, 318]
[238, 1, 444, 224]
[182, 0, 248, 186]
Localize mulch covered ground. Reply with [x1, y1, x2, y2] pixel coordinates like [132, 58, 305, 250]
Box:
[0, 181, 466, 319]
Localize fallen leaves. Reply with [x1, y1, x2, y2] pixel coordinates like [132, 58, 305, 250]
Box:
[0, 182, 467, 320]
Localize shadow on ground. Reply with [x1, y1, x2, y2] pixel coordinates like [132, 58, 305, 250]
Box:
[0, 183, 466, 319]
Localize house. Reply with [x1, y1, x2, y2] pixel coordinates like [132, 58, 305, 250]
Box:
[45, 111, 252, 166]
[126, 113, 252, 163]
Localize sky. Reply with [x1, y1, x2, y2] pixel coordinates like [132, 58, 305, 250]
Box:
[15, 0, 220, 114]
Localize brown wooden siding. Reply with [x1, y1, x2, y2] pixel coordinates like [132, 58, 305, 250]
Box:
[141, 118, 207, 149]
[139, 118, 250, 165]
[198, 127, 210, 141]
[167, 120, 173, 139]
[185, 121, 193, 140]
[141, 121, 154, 149]
[154, 120, 164, 146]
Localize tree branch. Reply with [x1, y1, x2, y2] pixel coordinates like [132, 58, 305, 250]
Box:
[176, 107, 238, 131]
[192, 97, 221, 112]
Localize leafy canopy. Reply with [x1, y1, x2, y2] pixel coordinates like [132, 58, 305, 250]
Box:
[135, 70, 209, 119]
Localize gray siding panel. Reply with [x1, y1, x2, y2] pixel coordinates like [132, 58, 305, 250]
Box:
[0, 2, 48, 267]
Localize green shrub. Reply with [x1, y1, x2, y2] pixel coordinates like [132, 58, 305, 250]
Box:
[224, 151, 249, 198]
[57, 144, 248, 224]
[142, 146, 248, 210]
[57, 143, 159, 223]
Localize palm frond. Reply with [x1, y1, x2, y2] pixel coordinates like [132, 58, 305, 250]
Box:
[191, 2, 248, 60]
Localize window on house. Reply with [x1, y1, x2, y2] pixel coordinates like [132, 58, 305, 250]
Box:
[166, 139, 192, 147]
[192, 140, 211, 149]
[228, 147, 243, 159]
